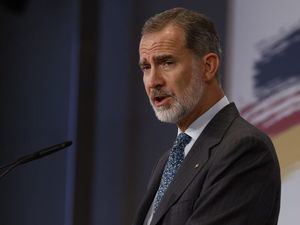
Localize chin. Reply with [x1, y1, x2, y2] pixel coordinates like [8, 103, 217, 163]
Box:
[153, 105, 186, 124]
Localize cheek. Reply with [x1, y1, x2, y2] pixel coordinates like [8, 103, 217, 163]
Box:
[172, 69, 193, 92]
[143, 76, 150, 95]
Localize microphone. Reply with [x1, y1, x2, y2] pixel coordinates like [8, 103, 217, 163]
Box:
[0, 141, 72, 179]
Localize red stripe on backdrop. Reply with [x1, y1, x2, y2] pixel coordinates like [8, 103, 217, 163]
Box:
[240, 102, 257, 114]
[241, 90, 300, 121]
[255, 111, 300, 136]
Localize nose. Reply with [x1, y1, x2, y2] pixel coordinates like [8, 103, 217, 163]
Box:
[145, 66, 164, 89]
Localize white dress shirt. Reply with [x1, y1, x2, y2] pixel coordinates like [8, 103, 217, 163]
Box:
[144, 96, 230, 225]
[180, 96, 230, 157]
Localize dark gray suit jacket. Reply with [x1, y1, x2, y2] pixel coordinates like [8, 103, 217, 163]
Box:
[133, 103, 281, 225]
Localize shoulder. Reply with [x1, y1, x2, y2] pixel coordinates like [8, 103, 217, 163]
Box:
[225, 115, 275, 151]
[210, 114, 280, 173]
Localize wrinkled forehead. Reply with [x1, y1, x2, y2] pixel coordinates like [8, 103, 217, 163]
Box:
[139, 25, 186, 59]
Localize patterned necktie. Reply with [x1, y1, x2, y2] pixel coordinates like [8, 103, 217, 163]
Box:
[153, 132, 191, 212]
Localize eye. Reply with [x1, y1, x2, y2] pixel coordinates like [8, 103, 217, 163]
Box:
[161, 60, 175, 69]
[140, 64, 151, 72]
[164, 60, 173, 66]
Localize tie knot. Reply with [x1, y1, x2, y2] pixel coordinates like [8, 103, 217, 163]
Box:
[174, 133, 191, 149]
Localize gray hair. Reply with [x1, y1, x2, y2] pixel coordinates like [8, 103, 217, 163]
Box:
[142, 7, 222, 80]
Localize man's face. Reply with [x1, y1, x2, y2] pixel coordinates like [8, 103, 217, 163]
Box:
[139, 24, 204, 123]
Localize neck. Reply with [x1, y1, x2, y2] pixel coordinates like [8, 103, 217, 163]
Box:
[177, 88, 224, 132]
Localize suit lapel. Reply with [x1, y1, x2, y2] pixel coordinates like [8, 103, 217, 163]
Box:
[151, 103, 239, 225]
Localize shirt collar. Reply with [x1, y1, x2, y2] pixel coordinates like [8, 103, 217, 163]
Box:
[177, 96, 230, 156]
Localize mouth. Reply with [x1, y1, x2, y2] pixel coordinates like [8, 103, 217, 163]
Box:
[152, 95, 172, 107]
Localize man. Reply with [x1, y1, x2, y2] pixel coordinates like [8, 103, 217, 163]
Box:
[133, 7, 280, 225]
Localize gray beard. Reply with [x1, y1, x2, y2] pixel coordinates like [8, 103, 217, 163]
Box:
[150, 71, 203, 124]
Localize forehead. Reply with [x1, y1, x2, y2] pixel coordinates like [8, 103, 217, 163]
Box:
[139, 25, 186, 59]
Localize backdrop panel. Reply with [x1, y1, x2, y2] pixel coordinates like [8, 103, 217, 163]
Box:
[226, 1, 300, 224]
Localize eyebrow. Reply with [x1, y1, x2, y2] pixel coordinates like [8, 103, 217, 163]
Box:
[154, 54, 174, 63]
[138, 59, 147, 67]
[138, 54, 175, 67]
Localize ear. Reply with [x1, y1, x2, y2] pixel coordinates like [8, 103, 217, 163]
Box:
[201, 53, 219, 82]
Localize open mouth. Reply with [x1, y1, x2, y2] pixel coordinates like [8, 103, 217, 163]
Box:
[153, 95, 172, 106]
